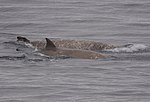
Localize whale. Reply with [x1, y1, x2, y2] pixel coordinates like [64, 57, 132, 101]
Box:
[40, 38, 110, 59]
[17, 36, 116, 51]
[16, 36, 110, 59]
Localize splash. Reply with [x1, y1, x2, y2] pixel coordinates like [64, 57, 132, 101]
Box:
[105, 44, 149, 53]
[24, 42, 34, 48]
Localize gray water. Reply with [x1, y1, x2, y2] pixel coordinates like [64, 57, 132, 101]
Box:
[0, 0, 150, 102]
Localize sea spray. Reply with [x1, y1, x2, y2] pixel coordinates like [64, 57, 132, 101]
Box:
[104, 44, 149, 53]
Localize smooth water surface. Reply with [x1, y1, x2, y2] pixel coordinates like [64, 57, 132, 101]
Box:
[0, 0, 150, 102]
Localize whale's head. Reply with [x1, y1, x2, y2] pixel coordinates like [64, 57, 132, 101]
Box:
[17, 36, 30, 43]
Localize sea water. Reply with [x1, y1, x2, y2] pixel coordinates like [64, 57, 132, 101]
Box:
[0, 0, 150, 102]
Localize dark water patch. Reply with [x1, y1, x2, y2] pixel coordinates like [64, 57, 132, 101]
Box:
[81, 67, 109, 72]
[112, 33, 150, 37]
[121, 2, 150, 9]
[0, 7, 28, 12]
[25, 58, 46, 62]
[0, 32, 19, 36]
[115, 2, 150, 11]
[28, 94, 70, 99]
[0, 0, 38, 4]
[0, 100, 25, 102]
[65, 17, 119, 24]
[135, 83, 150, 88]
[122, 3, 145, 8]
[127, 23, 150, 27]
[104, 90, 150, 96]
[69, 1, 90, 5]
[0, 23, 40, 29]
[0, 86, 43, 90]
[85, 83, 127, 88]
[0, 55, 26, 60]
[66, 19, 98, 23]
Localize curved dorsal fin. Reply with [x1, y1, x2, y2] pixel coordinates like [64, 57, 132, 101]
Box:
[45, 38, 56, 50]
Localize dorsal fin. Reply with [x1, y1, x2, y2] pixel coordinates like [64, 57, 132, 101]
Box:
[45, 38, 56, 50]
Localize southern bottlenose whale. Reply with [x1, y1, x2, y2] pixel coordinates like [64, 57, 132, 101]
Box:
[41, 38, 109, 59]
[17, 36, 110, 59]
[17, 36, 115, 51]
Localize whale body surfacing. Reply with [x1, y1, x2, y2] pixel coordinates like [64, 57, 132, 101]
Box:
[17, 36, 110, 59]
[41, 38, 109, 59]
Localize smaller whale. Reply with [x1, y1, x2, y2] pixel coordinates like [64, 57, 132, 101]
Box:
[39, 38, 110, 59]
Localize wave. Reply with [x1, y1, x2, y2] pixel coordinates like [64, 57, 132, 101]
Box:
[104, 44, 149, 53]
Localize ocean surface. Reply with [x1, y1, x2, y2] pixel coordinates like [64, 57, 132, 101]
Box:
[0, 0, 150, 102]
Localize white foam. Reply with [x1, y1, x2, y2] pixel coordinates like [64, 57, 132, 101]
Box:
[24, 43, 34, 48]
[34, 52, 49, 57]
[34, 47, 38, 52]
[105, 44, 149, 53]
